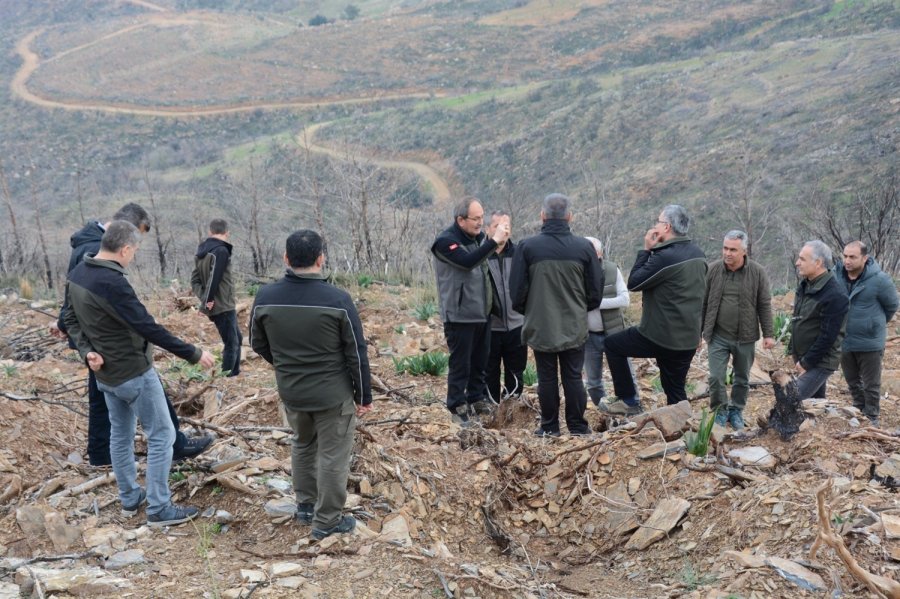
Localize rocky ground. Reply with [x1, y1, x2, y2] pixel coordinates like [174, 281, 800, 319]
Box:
[0, 282, 899, 599]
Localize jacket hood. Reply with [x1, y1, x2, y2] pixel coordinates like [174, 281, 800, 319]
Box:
[70, 221, 104, 250]
[836, 256, 882, 281]
[196, 237, 233, 258]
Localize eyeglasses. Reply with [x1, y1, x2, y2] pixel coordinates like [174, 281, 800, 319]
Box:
[464, 216, 484, 223]
[656, 219, 670, 226]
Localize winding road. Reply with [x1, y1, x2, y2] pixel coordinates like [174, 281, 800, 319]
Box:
[10, 9, 453, 204]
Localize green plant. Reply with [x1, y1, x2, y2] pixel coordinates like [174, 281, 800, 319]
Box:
[2, 364, 17, 377]
[393, 324, 406, 334]
[169, 361, 212, 383]
[650, 375, 663, 392]
[247, 282, 261, 297]
[773, 310, 792, 351]
[211, 485, 224, 496]
[725, 365, 734, 386]
[684, 408, 718, 458]
[680, 561, 718, 591]
[393, 352, 449, 376]
[523, 361, 537, 387]
[169, 471, 187, 483]
[357, 274, 374, 288]
[412, 300, 438, 320]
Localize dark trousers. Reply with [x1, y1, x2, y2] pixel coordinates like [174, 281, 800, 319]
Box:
[841, 350, 884, 418]
[210, 310, 242, 376]
[444, 321, 490, 412]
[533, 346, 589, 434]
[87, 369, 187, 466]
[606, 327, 696, 405]
[486, 326, 528, 401]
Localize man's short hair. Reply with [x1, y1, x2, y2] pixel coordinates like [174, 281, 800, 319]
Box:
[804, 240, 833, 269]
[846, 240, 868, 256]
[101, 220, 141, 252]
[542, 193, 570, 219]
[286, 229, 324, 268]
[209, 219, 229, 235]
[113, 203, 151, 232]
[724, 230, 748, 250]
[661, 204, 690, 236]
[454, 197, 481, 221]
[485, 210, 509, 227]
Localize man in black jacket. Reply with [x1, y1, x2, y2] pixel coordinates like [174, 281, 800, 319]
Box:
[602, 205, 707, 414]
[52, 203, 212, 466]
[510, 194, 604, 436]
[250, 230, 372, 540]
[64, 221, 215, 526]
[191, 218, 241, 377]
[431, 198, 510, 424]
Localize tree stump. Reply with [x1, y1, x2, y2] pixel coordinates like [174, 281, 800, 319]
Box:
[765, 370, 805, 441]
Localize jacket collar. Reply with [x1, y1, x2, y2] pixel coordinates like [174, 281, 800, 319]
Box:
[802, 270, 833, 294]
[652, 235, 691, 250]
[452, 221, 483, 243]
[284, 269, 327, 282]
[84, 254, 127, 275]
[540, 219, 571, 234]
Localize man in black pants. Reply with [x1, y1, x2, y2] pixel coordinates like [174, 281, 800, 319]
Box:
[510, 194, 604, 437]
[602, 204, 707, 415]
[52, 203, 213, 466]
[431, 197, 510, 424]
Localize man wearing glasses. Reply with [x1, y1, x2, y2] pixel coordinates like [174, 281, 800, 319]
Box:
[431, 197, 510, 425]
[601, 205, 707, 414]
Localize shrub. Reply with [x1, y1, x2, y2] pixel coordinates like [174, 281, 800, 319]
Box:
[773, 310, 792, 353]
[357, 274, 373, 288]
[342, 4, 360, 20]
[309, 14, 330, 26]
[412, 300, 438, 320]
[523, 361, 537, 387]
[393, 352, 448, 376]
[684, 407, 718, 458]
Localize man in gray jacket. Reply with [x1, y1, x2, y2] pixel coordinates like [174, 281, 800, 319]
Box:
[836, 241, 898, 426]
[431, 198, 510, 424]
[701, 230, 775, 430]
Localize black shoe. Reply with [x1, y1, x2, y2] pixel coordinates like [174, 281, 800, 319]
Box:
[296, 503, 314, 525]
[470, 399, 496, 416]
[147, 504, 200, 528]
[121, 489, 146, 517]
[172, 434, 213, 462]
[533, 427, 560, 438]
[569, 428, 592, 436]
[311, 515, 356, 540]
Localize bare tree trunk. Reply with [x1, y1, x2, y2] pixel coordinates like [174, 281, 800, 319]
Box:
[248, 162, 265, 276]
[0, 163, 24, 271]
[142, 168, 167, 278]
[75, 169, 85, 224]
[28, 173, 54, 289]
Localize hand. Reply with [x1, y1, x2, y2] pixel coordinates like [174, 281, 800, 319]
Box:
[762, 337, 776, 350]
[49, 322, 68, 340]
[794, 361, 806, 375]
[491, 222, 510, 245]
[205, 301, 215, 311]
[86, 352, 104, 372]
[198, 351, 216, 369]
[643, 228, 660, 250]
[356, 403, 373, 417]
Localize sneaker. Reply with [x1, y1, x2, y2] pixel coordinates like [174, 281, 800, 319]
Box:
[147, 504, 200, 528]
[450, 405, 470, 425]
[728, 409, 745, 430]
[295, 502, 314, 525]
[569, 428, 592, 436]
[470, 399, 496, 415]
[311, 515, 356, 540]
[121, 489, 147, 517]
[714, 410, 728, 427]
[598, 398, 643, 416]
[172, 434, 213, 462]
[533, 427, 561, 437]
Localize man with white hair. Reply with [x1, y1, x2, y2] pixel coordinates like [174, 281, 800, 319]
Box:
[700, 230, 775, 429]
[789, 240, 849, 402]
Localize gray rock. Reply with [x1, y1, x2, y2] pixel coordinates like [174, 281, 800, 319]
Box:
[44, 511, 82, 551]
[104, 549, 145, 570]
[0, 581, 19, 599]
[15, 505, 46, 537]
[766, 556, 826, 592]
[16, 565, 132, 595]
[625, 498, 691, 550]
[264, 497, 297, 517]
[265, 478, 292, 494]
[215, 510, 235, 524]
[875, 454, 900, 480]
[637, 439, 686, 459]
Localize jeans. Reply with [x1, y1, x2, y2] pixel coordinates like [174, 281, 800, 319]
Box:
[841, 350, 884, 418]
[796, 367, 834, 402]
[583, 331, 637, 403]
[707, 335, 756, 412]
[534, 346, 589, 434]
[210, 310, 242, 376]
[97, 368, 175, 516]
[284, 399, 356, 529]
[486, 326, 528, 401]
[606, 327, 696, 405]
[443, 321, 491, 412]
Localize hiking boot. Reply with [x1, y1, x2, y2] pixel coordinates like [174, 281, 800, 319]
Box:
[173, 434, 214, 462]
[470, 399, 496, 416]
[714, 410, 728, 427]
[533, 427, 561, 438]
[311, 515, 356, 540]
[450, 405, 471, 426]
[295, 502, 314, 525]
[598, 398, 643, 416]
[147, 504, 200, 528]
[121, 489, 146, 517]
[728, 408, 745, 430]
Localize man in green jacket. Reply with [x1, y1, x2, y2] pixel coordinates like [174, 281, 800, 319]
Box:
[250, 230, 372, 540]
[191, 218, 241, 377]
[835, 241, 898, 426]
[789, 240, 849, 402]
[701, 230, 775, 430]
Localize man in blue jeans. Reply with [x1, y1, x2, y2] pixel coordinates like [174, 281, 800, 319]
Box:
[191, 218, 242, 377]
[64, 221, 215, 527]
